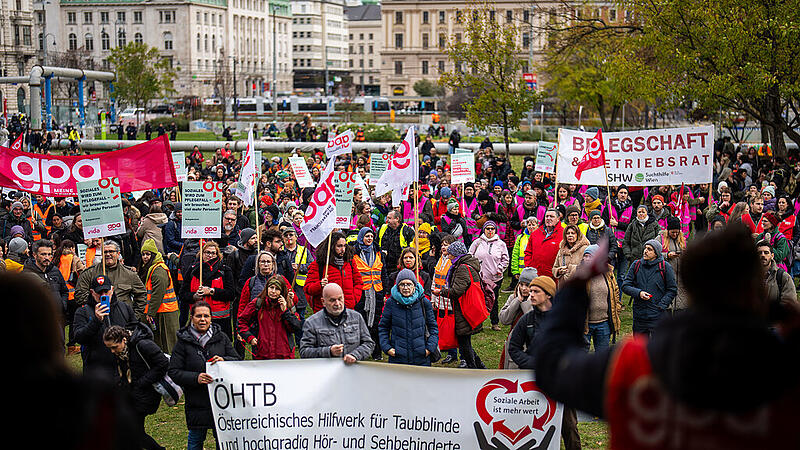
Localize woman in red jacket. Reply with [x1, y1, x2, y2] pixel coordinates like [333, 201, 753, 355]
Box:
[238, 275, 302, 360]
[304, 232, 364, 312]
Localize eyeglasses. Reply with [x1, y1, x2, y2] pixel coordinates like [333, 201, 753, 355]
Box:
[223, 217, 236, 221]
[103, 250, 118, 255]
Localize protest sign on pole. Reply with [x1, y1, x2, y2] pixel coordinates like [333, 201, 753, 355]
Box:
[289, 156, 315, 188]
[334, 171, 355, 227]
[301, 158, 337, 248]
[369, 152, 390, 185]
[181, 181, 223, 238]
[354, 172, 369, 196]
[454, 147, 472, 154]
[76, 243, 88, 263]
[535, 141, 558, 174]
[171, 152, 187, 182]
[208, 360, 564, 450]
[76, 177, 125, 239]
[451, 153, 476, 184]
[254, 151, 262, 176]
[325, 130, 354, 159]
[556, 126, 714, 186]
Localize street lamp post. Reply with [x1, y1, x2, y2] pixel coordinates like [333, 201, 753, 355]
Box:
[272, 3, 278, 123]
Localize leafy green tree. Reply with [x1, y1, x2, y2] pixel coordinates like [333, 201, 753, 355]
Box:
[542, 0, 800, 156]
[439, 1, 539, 158]
[413, 79, 445, 97]
[108, 42, 176, 119]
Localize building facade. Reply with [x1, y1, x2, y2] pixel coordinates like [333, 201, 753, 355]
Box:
[344, 3, 380, 95]
[379, 1, 598, 97]
[1, 0, 37, 114]
[291, 0, 348, 93]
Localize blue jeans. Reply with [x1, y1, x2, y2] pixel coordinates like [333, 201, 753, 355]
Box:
[616, 256, 630, 302]
[585, 321, 611, 353]
[188, 428, 217, 450]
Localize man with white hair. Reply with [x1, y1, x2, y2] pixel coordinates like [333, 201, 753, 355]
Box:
[75, 239, 148, 322]
[299, 283, 374, 363]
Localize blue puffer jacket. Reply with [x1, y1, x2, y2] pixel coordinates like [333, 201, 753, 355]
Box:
[378, 283, 438, 366]
[622, 254, 678, 325]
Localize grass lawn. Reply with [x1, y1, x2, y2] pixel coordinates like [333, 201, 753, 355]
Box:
[65, 274, 632, 449]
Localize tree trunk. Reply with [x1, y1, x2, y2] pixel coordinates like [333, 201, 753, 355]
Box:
[503, 111, 510, 160]
[597, 95, 608, 131]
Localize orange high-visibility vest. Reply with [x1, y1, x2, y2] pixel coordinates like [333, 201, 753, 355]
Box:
[58, 254, 75, 301]
[145, 261, 178, 314]
[33, 203, 53, 235]
[85, 247, 97, 267]
[353, 252, 383, 292]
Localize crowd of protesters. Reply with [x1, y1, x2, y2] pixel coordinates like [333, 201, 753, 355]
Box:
[3, 121, 800, 449]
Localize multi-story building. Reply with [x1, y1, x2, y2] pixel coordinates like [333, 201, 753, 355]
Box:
[1, 0, 37, 113]
[226, 0, 292, 97]
[344, 3, 380, 95]
[291, 0, 348, 93]
[52, 0, 228, 100]
[379, 1, 572, 97]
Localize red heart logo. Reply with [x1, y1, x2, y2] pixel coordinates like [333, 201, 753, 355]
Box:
[475, 378, 558, 444]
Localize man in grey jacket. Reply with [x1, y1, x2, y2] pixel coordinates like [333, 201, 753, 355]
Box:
[299, 283, 374, 363]
[758, 240, 797, 317]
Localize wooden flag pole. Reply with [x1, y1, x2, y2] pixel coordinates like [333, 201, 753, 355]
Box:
[603, 164, 617, 237]
[552, 134, 561, 208]
[254, 194, 261, 253]
[324, 233, 333, 279]
[101, 237, 106, 275]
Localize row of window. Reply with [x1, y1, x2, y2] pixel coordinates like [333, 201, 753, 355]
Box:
[396, 8, 626, 25]
[349, 33, 374, 41]
[64, 31, 169, 51]
[196, 11, 224, 26]
[348, 58, 374, 69]
[66, 10, 175, 25]
[393, 60, 446, 75]
[348, 44, 374, 54]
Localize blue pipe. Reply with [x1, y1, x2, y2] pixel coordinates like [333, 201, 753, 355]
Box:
[109, 82, 116, 123]
[78, 76, 86, 127]
[44, 76, 52, 131]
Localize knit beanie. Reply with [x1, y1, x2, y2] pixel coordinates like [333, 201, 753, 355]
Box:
[440, 186, 452, 199]
[11, 201, 22, 210]
[482, 220, 498, 233]
[477, 190, 490, 202]
[763, 211, 780, 227]
[585, 187, 599, 201]
[240, 227, 257, 245]
[493, 180, 504, 189]
[395, 268, 417, 286]
[762, 186, 776, 198]
[9, 237, 27, 255]
[447, 241, 468, 258]
[617, 184, 629, 194]
[9, 225, 24, 237]
[645, 239, 663, 255]
[419, 222, 432, 235]
[652, 194, 665, 204]
[666, 216, 681, 231]
[140, 238, 159, 255]
[530, 276, 556, 297]
[588, 210, 601, 220]
[519, 267, 538, 285]
[447, 200, 460, 213]
[566, 205, 580, 217]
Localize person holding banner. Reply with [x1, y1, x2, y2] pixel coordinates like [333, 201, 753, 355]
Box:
[169, 301, 240, 450]
[305, 232, 364, 312]
[181, 241, 236, 338]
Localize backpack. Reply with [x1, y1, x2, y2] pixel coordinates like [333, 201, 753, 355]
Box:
[632, 259, 666, 285]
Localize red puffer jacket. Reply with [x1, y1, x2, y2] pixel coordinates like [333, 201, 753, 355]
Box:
[304, 259, 364, 312]
[523, 223, 564, 279]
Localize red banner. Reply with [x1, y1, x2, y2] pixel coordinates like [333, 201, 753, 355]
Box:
[0, 135, 178, 196]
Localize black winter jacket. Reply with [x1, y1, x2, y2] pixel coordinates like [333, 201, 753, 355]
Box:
[168, 323, 239, 428]
[507, 307, 549, 369]
[22, 258, 68, 314]
[111, 323, 169, 415]
[73, 293, 138, 378]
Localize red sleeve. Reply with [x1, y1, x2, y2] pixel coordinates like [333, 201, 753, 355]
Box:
[351, 260, 364, 293]
[238, 279, 252, 319]
[237, 297, 259, 344]
[524, 233, 535, 267]
[304, 261, 322, 297]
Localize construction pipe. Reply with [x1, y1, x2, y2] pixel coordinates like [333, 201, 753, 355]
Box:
[51, 139, 542, 154]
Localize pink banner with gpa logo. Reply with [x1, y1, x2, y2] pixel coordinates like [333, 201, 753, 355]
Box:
[0, 135, 178, 196]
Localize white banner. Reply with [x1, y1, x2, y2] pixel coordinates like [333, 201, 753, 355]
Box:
[451, 153, 475, 184]
[326, 130, 355, 159]
[171, 152, 187, 182]
[289, 156, 315, 189]
[369, 153, 390, 185]
[301, 158, 337, 247]
[334, 171, 355, 227]
[207, 360, 563, 450]
[535, 142, 557, 175]
[231, 129, 257, 205]
[557, 126, 714, 186]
